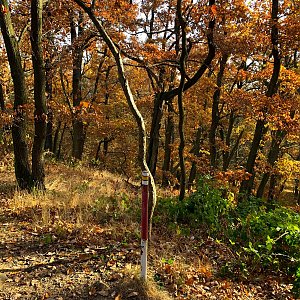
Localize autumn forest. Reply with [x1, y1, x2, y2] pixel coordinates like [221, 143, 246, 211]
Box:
[0, 0, 300, 299]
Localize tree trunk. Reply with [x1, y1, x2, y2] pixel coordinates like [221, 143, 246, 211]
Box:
[267, 174, 277, 204]
[222, 112, 244, 171]
[71, 12, 85, 160]
[239, 119, 267, 197]
[73, 0, 157, 234]
[222, 111, 234, 171]
[147, 94, 164, 221]
[72, 119, 85, 160]
[256, 130, 286, 198]
[162, 101, 175, 187]
[177, 0, 188, 201]
[31, 0, 47, 189]
[95, 140, 102, 161]
[44, 59, 53, 151]
[95, 138, 111, 161]
[52, 121, 61, 155]
[56, 123, 66, 159]
[0, 90, 6, 154]
[147, 93, 164, 178]
[188, 126, 204, 189]
[0, 0, 32, 189]
[0, 82, 4, 111]
[103, 137, 109, 156]
[103, 67, 111, 157]
[44, 107, 53, 151]
[239, 0, 281, 199]
[209, 54, 228, 168]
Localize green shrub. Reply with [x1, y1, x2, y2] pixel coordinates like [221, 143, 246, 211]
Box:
[235, 207, 300, 266]
[292, 267, 300, 298]
[177, 177, 233, 230]
[226, 200, 300, 296]
[155, 177, 233, 232]
[155, 178, 300, 296]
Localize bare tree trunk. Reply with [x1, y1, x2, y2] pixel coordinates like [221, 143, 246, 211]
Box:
[95, 138, 112, 161]
[52, 121, 61, 155]
[209, 53, 228, 168]
[44, 107, 53, 151]
[221, 112, 244, 171]
[256, 130, 286, 198]
[267, 174, 278, 204]
[147, 93, 164, 178]
[95, 140, 102, 161]
[0, 0, 32, 189]
[188, 126, 204, 188]
[71, 12, 86, 160]
[56, 123, 66, 160]
[176, 0, 188, 201]
[103, 66, 112, 157]
[0, 82, 4, 111]
[44, 58, 53, 151]
[239, 119, 267, 197]
[72, 0, 157, 232]
[162, 101, 175, 187]
[0, 82, 5, 152]
[31, 0, 47, 189]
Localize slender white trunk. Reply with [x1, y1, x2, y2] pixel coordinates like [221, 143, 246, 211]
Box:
[72, 0, 157, 230]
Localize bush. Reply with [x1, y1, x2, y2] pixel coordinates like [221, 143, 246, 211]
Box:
[292, 267, 300, 298]
[156, 178, 300, 296]
[177, 177, 233, 230]
[226, 199, 300, 297]
[155, 177, 233, 232]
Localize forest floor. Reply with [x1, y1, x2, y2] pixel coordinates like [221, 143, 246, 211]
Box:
[0, 158, 296, 299]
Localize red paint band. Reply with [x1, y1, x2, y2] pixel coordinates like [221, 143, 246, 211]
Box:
[141, 183, 148, 241]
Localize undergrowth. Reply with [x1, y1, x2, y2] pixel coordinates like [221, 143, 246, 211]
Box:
[3, 162, 298, 298]
[155, 177, 300, 297]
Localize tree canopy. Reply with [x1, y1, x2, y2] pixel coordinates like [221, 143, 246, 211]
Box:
[0, 0, 299, 201]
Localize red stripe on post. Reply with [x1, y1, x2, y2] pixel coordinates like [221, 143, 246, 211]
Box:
[141, 171, 149, 241]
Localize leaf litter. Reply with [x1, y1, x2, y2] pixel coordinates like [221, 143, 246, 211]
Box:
[0, 165, 296, 300]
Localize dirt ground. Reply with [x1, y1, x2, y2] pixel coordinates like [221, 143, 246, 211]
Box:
[0, 164, 296, 300]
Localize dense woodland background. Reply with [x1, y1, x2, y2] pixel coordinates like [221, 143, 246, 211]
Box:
[0, 0, 300, 299]
[0, 0, 299, 199]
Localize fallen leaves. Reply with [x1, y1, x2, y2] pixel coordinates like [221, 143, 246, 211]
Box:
[0, 168, 296, 300]
[0, 273, 8, 282]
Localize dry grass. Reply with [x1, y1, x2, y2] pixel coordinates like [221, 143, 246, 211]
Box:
[7, 161, 141, 235]
[116, 264, 173, 300]
[1, 160, 176, 299]
[0, 159, 296, 299]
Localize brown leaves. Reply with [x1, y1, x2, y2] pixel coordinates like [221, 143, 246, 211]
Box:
[215, 170, 252, 187]
[210, 4, 218, 18]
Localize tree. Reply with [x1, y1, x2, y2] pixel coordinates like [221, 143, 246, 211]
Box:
[0, 81, 4, 111]
[72, 0, 157, 223]
[209, 53, 228, 168]
[70, 11, 86, 160]
[0, 0, 47, 189]
[0, 0, 32, 189]
[239, 0, 281, 199]
[31, 0, 47, 189]
[176, 0, 188, 200]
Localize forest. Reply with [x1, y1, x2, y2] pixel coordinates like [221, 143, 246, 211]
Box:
[0, 0, 300, 299]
